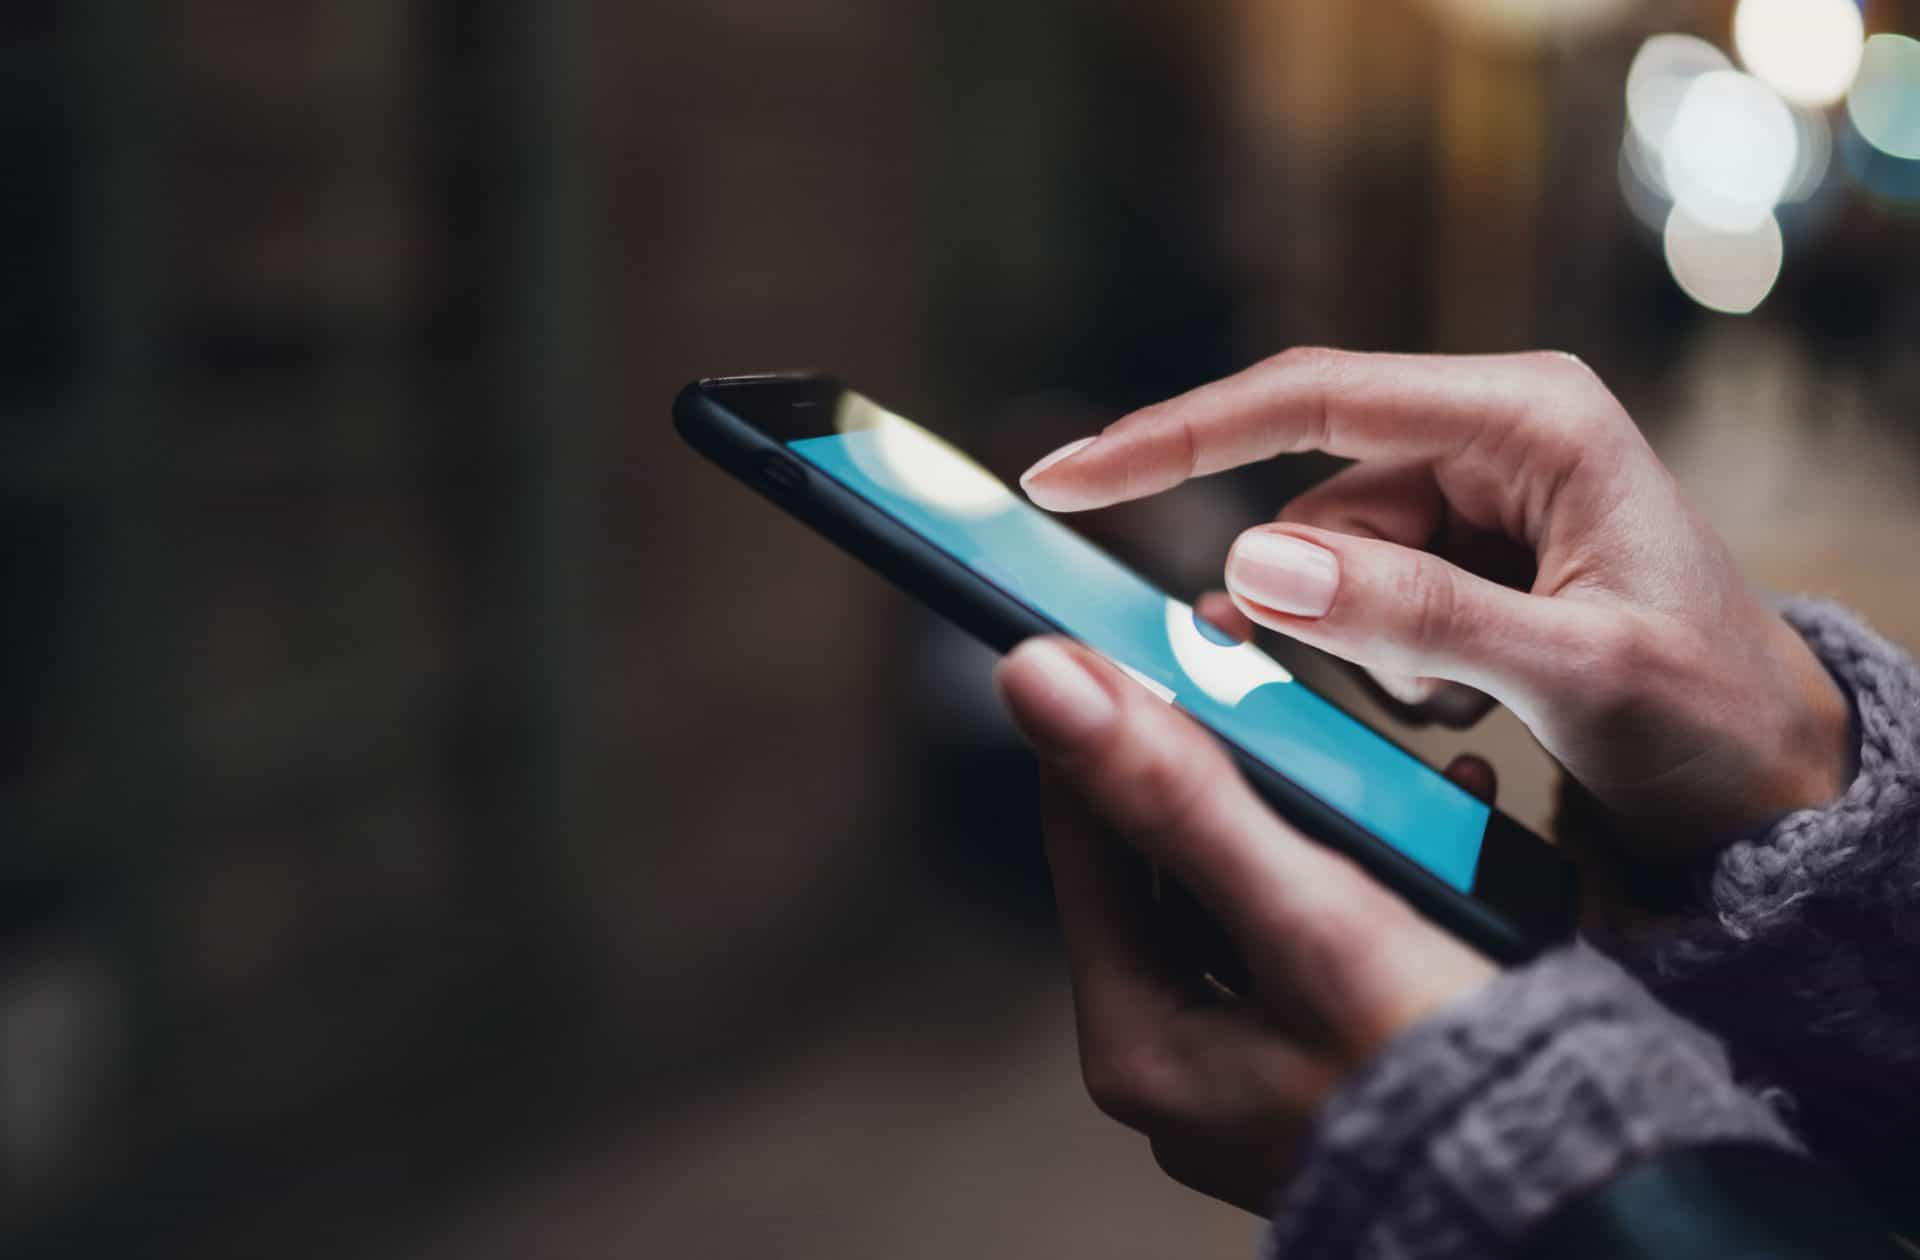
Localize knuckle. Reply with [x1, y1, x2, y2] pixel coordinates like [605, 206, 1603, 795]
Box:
[1564, 401, 1626, 448]
[1512, 351, 1622, 449]
[1271, 344, 1341, 374]
[1149, 1138, 1202, 1190]
[1591, 610, 1660, 685]
[1574, 610, 1666, 718]
[1174, 411, 1201, 481]
[1524, 347, 1589, 379]
[1266, 347, 1342, 450]
[1082, 1043, 1172, 1128]
[1523, 349, 1602, 400]
[1531, 413, 1592, 466]
[1532, 352, 1625, 434]
[1396, 555, 1462, 655]
[1558, 611, 1668, 741]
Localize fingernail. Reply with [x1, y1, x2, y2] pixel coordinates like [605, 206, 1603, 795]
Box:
[1226, 531, 1339, 618]
[1019, 436, 1097, 492]
[996, 638, 1116, 752]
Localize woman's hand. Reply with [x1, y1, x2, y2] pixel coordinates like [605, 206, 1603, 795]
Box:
[995, 636, 1495, 1214]
[1021, 349, 1851, 853]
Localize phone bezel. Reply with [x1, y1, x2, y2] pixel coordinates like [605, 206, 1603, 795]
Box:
[675, 373, 1576, 962]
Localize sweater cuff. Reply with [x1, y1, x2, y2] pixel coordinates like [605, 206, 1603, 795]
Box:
[1265, 946, 1796, 1260]
[1680, 598, 1920, 947]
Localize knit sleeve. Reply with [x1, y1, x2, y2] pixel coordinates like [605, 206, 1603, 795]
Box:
[1630, 598, 1920, 1172]
[1689, 598, 1920, 950]
[1264, 945, 1796, 1259]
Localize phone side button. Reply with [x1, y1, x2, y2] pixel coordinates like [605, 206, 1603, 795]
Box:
[757, 451, 807, 495]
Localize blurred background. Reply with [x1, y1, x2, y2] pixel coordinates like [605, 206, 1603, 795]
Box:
[5, 0, 1920, 1256]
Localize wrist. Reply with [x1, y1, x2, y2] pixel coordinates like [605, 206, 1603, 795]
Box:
[1760, 610, 1854, 819]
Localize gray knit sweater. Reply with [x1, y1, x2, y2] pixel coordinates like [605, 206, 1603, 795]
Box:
[1266, 600, 1920, 1257]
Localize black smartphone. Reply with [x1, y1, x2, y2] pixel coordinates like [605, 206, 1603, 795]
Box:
[675, 373, 1576, 963]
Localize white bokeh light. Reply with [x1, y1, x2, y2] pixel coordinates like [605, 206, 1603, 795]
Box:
[1782, 105, 1832, 202]
[1848, 34, 1920, 161]
[1662, 207, 1784, 314]
[1618, 134, 1672, 231]
[1662, 70, 1798, 231]
[1627, 34, 1731, 155]
[1733, 0, 1864, 108]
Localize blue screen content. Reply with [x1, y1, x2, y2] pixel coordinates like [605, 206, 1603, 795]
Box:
[789, 422, 1489, 892]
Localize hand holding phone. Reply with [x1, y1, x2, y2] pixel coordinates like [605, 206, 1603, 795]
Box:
[998, 632, 1497, 1216]
[675, 373, 1577, 960]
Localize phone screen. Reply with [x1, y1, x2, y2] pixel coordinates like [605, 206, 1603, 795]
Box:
[785, 394, 1491, 892]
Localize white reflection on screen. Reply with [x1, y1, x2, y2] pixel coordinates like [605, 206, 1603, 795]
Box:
[1110, 658, 1176, 704]
[835, 394, 1015, 519]
[1163, 599, 1293, 705]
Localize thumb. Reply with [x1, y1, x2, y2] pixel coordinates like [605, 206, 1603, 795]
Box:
[1222, 524, 1589, 712]
[994, 635, 1491, 1039]
[993, 636, 1359, 959]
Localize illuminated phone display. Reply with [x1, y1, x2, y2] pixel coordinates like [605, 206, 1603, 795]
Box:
[787, 397, 1490, 892]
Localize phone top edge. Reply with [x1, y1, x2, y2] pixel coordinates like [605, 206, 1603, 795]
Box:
[694, 371, 836, 389]
[676, 375, 826, 428]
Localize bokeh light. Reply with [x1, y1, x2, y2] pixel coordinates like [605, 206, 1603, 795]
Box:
[1782, 105, 1833, 203]
[1422, 0, 1631, 40]
[1627, 34, 1731, 155]
[1618, 133, 1674, 231]
[1732, 0, 1864, 108]
[1662, 69, 1798, 232]
[1847, 33, 1920, 161]
[1839, 112, 1920, 205]
[1662, 206, 1784, 314]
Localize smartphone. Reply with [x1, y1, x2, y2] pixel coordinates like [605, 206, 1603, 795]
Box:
[675, 373, 1576, 963]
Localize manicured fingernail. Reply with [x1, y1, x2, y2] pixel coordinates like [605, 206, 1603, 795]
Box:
[996, 638, 1116, 751]
[1019, 436, 1097, 491]
[1226, 531, 1339, 618]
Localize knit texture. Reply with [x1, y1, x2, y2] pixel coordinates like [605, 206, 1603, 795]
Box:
[1264, 600, 1920, 1257]
[1632, 598, 1920, 1174]
[1264, 946, 1795, 1259]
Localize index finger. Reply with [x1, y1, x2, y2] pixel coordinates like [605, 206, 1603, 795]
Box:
[1020, 348, 1589, 512]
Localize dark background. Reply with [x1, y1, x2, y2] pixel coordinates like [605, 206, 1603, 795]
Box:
[4, 1, 1919, 1256]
